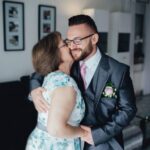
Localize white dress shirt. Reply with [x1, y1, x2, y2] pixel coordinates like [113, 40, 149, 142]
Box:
[80, 48, 101, 89]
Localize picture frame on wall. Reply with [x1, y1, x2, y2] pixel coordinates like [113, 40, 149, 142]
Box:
[3, 1, 24, 51]
[38, 5, 56, 40]
[97, 32, 108, 53]
[118, 33, 130, 52]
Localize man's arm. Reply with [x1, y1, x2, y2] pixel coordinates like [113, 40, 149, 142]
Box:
[29, 72, 49, 112]
[29, 72, 44, 91]
[85, 67, 137, 146]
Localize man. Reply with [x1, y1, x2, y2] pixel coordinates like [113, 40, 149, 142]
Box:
[30, 15, 137, 150]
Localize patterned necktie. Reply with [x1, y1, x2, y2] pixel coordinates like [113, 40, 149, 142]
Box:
[80, 62, 87, 89]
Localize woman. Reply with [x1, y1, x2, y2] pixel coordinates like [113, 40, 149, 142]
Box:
[26, 32, 85, 150]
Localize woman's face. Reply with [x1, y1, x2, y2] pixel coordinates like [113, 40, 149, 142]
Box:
[59, 39, 73, 62]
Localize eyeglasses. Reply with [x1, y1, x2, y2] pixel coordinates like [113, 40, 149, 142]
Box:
[58, 43, 67, 49]
[64, 33, 95, 46]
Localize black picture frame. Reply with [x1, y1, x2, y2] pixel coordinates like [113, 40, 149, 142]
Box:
[97, 32, 108, 53]
[38, 5, 56, 40]
[3, 1, 25, 51]
[118, 33, 130, 52]
[134, 14, 144, 64]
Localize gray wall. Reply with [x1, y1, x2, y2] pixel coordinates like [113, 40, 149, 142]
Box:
[0, 0, 122, 82]
[0, 0, 150, 95]
[143, 3, 150, 95]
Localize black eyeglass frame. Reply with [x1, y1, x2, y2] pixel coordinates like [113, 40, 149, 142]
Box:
[64, 33, 95, 46]
[58, 43, 67, 49]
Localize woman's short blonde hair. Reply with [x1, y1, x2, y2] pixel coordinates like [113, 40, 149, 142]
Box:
[32, 31, 61, 76]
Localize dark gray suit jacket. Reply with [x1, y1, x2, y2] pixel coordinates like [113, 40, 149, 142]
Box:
[30, 53, 137, 150]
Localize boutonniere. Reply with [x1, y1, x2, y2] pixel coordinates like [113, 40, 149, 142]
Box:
[102, 82, 117, 98]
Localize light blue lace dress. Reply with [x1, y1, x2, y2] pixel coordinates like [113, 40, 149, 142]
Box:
[26, 71, 85, 150]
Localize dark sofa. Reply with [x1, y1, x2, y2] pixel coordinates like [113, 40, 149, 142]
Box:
[0, 76, 37, 150]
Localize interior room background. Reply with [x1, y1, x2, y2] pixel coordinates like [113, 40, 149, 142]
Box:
[0, 0, 150, 96]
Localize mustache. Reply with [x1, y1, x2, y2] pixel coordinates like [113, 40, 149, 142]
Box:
[70, 48, 82, 52]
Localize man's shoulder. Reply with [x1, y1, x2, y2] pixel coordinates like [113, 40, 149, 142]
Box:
[104, 54, 129, 72]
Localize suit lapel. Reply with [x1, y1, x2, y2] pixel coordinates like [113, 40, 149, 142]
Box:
[72, 54, 110, 106]
[94, 54, 110, 110]
[72, 62, 85, 93]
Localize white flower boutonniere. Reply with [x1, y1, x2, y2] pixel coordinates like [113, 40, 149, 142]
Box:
[102, 82, 117, 98]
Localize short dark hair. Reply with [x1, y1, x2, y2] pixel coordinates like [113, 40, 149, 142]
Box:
[32, 32, 61, 76]
[69, 14, 98, 33]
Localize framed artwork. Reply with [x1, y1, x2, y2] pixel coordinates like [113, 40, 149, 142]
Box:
[118, 33, 130, 52]
[38, 5, 56, 40]
[136, 0, 149, 3]
[3, 1, 24, 51]
[97, 32, 108, 53]
[134, 14, 144, 64]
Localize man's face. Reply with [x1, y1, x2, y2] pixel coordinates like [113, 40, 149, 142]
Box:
[66, 24, 95, 61]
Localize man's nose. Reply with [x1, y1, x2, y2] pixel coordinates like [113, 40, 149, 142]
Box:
[69, 41, 77, 49]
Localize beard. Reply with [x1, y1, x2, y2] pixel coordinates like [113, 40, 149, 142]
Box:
[71, 41, 93, 61]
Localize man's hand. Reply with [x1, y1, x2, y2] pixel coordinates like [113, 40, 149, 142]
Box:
[31, 87, 49, 113]
[80, 125, 94, 145]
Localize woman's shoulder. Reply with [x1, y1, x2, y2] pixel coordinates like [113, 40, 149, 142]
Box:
[45, 70, 69, 80]
[44, 71, 76, 87]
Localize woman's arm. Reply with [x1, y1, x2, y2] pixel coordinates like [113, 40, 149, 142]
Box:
[47, 86, 85, 138]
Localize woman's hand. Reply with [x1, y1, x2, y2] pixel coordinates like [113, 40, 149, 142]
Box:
[80, 125, 94, 145]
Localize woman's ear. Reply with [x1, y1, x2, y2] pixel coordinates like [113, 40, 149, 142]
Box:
[92, 33, 99, 44]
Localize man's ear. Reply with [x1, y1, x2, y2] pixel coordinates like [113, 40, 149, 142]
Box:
[92, 33, 99, 44]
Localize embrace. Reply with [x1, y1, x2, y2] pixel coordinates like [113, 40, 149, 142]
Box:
[26, 14, 137, 150]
